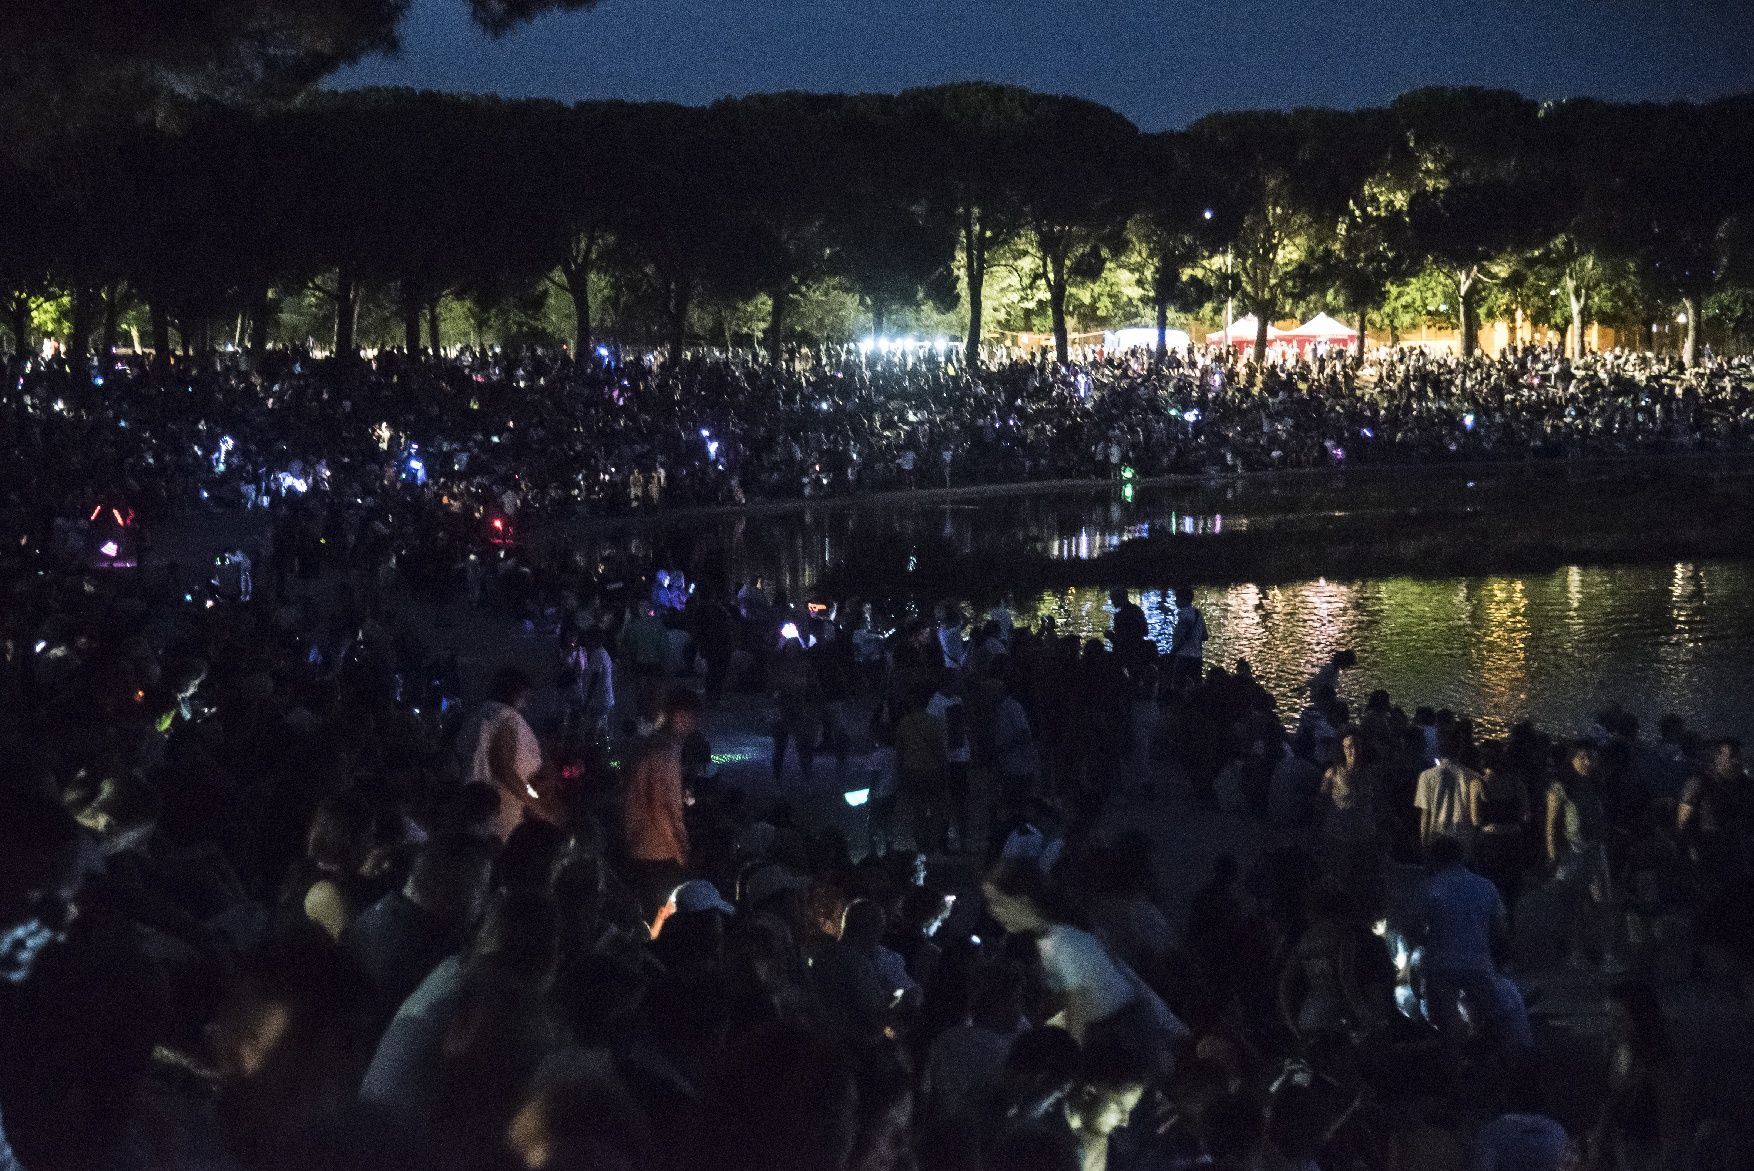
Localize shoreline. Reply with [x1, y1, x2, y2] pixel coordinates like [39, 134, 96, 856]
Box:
[532, 449, 1754, 537]
[813, 461, 1754, 596]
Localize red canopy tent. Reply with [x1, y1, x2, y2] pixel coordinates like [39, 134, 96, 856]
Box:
[1282, 312, 1359, 355]
[1205, 314, 1288, 352]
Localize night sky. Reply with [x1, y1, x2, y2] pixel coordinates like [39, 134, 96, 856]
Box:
[329, 0, 1754, 131]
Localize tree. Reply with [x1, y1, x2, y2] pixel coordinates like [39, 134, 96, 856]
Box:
[713, 93, 858, 359]
[1395, 88, 1558, 358]
[1618, 97, 1752, 366]
[820, 96, 960, 344]
[0, 0, 610, 156]
[1295, 111, 1419, 358]
[898, 83, 1036, 368]
[1131, 132, 1230, 363]
[0, 156, 55, 357]
[1012, 95, 1140, 364]
[607, 104, 768, 363]
[1187, 108, 1384, 358]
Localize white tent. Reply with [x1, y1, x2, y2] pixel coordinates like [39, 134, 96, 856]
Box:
[1205, 314, 1287, 347]
[1287, 312, 1358, 340]
[1106, 326, 1191, 352]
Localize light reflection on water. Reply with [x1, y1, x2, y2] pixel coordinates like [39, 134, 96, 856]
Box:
[1019, 562, 1754, 742]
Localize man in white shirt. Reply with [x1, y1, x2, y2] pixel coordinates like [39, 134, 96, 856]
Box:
[1416, 726, 1479, 847]
[935, 604, 966, 671]
[456, 666, 551, 840]
[1168, 586, 1206, 692]
[563, 628, 614, 747]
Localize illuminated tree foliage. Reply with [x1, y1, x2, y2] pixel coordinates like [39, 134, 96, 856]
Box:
[3, 74, 1754, 364]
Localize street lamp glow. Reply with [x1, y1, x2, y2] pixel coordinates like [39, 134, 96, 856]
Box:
[1202, 208, 1214, 220]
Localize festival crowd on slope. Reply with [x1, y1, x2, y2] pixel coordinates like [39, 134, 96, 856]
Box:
[10, 343, 1754, 547]
[5, 474, 1754, 1171]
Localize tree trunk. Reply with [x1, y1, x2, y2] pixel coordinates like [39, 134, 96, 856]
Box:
[1047, 248, 1069, 367]
[179, 316, 193, 358]
[69, 286, 97, 358]
[1153, 289, 1169, 367]
[149, 300, 171, 367]
[427, 298, 442, 357]
[563, 263, 591, 357]
[1681, 296, 1699, 368]
[962, 209, 985, 370]
[1566, 278, 1586, 361]
[765, 287, 786, 363]
[665, 281, 690, 366]
[333, 270, 357, 359]
[100, 284, 120, 359]
[248, 287, 272, 366]
[1355, 306, 1368, 360]
[1253, 307, 1270, 359]
[7, 296, 28, 359]
[400, 284, 422, 357]
[1456, 270, 1476, 358]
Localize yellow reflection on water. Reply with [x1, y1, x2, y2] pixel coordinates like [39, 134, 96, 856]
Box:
[1473, 577, 1531, 717]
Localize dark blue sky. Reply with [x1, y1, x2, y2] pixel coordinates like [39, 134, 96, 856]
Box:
[329, 0, 1754, 131]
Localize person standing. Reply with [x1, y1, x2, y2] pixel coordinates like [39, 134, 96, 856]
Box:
[988, 674, 1040, 847]
[562, 628, 614, 748]
[927, 671, 972, 852]
[1546, 742, 1612, 969]
[1468, 742, 1533, 908]
[1167, 585, 1206, 693]
[770, 640, 821, 782]
[456, 666, 551, 841]
[935, 603, 967, 672]
[620, 689, 701, 919]
[1415, 834, 1511, 1042]
[1320, 728, 1383, 890]
[0, 788, 85, 1171]
[1416, 726, 1480, 848]
[1108, 588, 1148, 655]
[893, 688, 950, 853]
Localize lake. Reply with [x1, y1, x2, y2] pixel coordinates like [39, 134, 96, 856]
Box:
[601, 471, 1754, 743]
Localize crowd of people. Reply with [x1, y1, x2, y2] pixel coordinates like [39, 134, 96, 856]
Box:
[3, 342, 1754, 1171]
[11, 343, 1754, 552]
[5, 502, 1754, 1171]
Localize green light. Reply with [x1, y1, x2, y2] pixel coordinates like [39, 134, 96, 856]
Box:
[1120, 465, 1136, 481]
[1121, 483, 1136, 503]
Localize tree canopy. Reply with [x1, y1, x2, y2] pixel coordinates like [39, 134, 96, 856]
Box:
[4, 79, 1753, 365]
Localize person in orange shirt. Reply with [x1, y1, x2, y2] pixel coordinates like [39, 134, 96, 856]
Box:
[620, 688, 702, 919]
